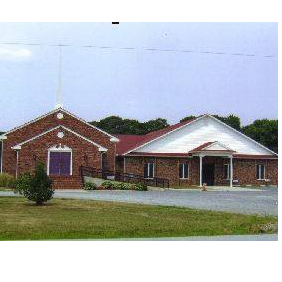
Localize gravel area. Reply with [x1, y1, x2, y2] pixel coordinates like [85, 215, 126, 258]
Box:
[1, 186, 277, 216]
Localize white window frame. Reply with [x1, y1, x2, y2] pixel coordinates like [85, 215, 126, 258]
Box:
[47, 145, 73, 176]
[144, 163, 154, 179]
[256, 164, 266, 180]
[179, 163, 189, 179]
[224, 164, 230, 180]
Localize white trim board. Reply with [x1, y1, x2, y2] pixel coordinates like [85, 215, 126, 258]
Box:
[0, 107, 119, 141]
[11, 125, 108, 152]
[202, 141, 234, 151]
[123, 115, 277, 156]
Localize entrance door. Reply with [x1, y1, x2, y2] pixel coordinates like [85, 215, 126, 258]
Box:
[202, 164, 215, 186]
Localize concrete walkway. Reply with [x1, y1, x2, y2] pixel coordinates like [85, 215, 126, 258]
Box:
[1, 186, 277, 216]
[96, 234, 278, 241]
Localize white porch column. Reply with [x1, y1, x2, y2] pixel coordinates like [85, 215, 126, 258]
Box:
[15, 150, 19, 179]
[229, 156, 233, 187]
[199, 155, 203, 186]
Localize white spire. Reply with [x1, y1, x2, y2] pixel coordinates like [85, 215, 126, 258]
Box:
[55, 46, 63, 109]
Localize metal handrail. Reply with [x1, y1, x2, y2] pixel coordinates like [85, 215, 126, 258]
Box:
[79, 166, 169, 188]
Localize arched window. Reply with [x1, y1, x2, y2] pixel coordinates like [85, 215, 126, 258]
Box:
[47, 145, 72, 176]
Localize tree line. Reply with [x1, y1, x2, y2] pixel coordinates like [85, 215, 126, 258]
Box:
[89, 114, 278, 153]
[0, 114, 277, 153]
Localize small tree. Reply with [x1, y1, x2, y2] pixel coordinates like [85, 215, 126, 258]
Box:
[15, 162, 54, 205]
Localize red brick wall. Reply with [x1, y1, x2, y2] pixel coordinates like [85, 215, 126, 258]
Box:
[2, 109, 116, 189]
[123, 156, 278, 187]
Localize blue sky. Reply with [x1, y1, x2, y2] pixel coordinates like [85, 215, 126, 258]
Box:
[0, 22, 277, 131]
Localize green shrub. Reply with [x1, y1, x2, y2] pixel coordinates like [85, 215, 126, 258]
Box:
[83, 182, 97, 190]
[116, 182, 131, 190]
[0, 173, 16, 188]
[132, 183, 148, 191]
[101, 181, 115, 190]
[14, 162, 54, 205]
[101, 181, 147, 191]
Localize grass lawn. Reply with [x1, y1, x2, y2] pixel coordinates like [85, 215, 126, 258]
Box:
[0, 196, 277, 240]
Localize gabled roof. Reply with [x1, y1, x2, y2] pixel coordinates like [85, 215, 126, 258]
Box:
[115, 118, 196, 155]
[190, 141, 235, 153]
[11, 125, 108, 152]
[114, 134, 147, 155]
[117, 114, 277, 156]
[0, 107, 119, 141]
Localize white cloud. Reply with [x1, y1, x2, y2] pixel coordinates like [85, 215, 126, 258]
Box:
[0, 47, 31, 60]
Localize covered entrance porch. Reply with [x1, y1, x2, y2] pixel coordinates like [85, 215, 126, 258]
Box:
[190, 141, 235, 187]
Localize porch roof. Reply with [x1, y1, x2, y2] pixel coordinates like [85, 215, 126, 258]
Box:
[189, 141, 235, 156]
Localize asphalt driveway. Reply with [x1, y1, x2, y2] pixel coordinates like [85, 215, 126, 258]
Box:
[1, 186, 277, 216]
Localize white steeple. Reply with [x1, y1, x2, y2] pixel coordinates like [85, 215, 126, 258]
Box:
[55, 46, 63, 109]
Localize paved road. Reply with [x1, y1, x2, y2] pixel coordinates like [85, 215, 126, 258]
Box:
[1, 186, 277, 215]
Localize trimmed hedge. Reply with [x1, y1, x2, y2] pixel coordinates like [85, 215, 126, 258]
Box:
[0, 173, 16, 189]
[83, 182, 97, 190]
[101, 181, 147, 191]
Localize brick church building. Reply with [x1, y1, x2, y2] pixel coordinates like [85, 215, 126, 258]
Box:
[0, 107, 278, 189]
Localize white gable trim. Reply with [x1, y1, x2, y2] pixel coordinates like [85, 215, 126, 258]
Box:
[123, 115, 206, 155]
[202, 141, 235, 151]
[11, 125, 108, 152]
[207, 115, 277, 156]
[0, 107, 119, 141]
[124, 115, 277, 156]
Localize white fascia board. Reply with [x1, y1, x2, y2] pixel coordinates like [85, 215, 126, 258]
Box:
[110, 137, 119, 143]
[207, 115, 278, 156]
[61, 108, 119, 140]
[123, 115, 207, 155]
[192, 151, 233, 157]
[0, 135, 7, 140]
[203, 141, 235, 151]
[1, 107, 119, 142]
[2, 108, 61, 137]
[12, 125, 108, 152]
[11, 145, 22, 150]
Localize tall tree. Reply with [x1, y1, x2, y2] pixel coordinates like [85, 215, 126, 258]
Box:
[180, 115, 196, 123]
[90, 116, 124, 134]
[212, 114, 241, 131]
[89, 116, 169, 135]
[242, 119, 278, 153]
[143, 118, 169, 134]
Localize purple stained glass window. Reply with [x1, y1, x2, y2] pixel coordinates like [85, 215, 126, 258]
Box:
[49, 151, 71, 175]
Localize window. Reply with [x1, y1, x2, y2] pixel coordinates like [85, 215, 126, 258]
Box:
[224, 164, 230, 180]
[256, 164, 265, 180]
[48, 151, 72, 176]
[144, 163, 154, 178]
[179, 163, 189, 179]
